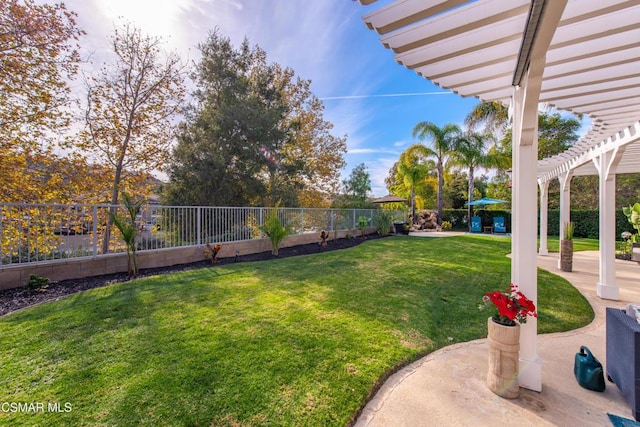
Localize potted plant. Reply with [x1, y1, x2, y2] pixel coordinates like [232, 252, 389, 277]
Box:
[402, 223, 411, 235]
[482, 284, 537, 399]
[560, 221, 574, 272]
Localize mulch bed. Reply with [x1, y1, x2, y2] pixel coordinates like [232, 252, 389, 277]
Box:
[0, 233, 390, 317]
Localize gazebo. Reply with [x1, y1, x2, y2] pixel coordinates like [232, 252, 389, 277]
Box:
[357, 0, 640, 392]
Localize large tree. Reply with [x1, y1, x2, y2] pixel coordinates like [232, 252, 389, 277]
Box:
[261, 64, 346, 206]
[164, 31, 346, 207]
[0, 0, 83, 203]
[78, 23, 186, 251]
[410, 122, 462, 224]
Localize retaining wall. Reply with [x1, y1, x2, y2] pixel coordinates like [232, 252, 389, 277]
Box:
[0, 228, 375, 290]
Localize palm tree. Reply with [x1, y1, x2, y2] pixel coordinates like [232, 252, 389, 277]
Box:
[450, 131, 508, 226]
[411, 122, 461, 225]
[397, 148, 431, 222]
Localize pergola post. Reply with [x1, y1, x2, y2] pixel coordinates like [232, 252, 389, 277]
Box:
[510, 0, 567, 393]
[511, 74, 542, 393]
[594, 147, 625, 299]
[557, 171, 573, 269]
[538, 180, 549, 256]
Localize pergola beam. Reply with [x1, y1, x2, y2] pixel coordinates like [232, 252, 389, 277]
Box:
[538, 121, 640, 184]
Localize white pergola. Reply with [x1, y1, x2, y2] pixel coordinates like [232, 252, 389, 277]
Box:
[358, 0, 640, 392]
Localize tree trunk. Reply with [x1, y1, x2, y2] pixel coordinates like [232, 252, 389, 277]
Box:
[102, 163, 124, 254]
[468, 166, 475, 226]
[437, 162, 443, 225]
[411, 186, 416, 224]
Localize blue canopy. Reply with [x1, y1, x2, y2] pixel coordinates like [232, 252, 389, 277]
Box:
[465, 197, 508, 206]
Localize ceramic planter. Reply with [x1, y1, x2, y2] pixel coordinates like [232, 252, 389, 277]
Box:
[487, 317, 520, 398]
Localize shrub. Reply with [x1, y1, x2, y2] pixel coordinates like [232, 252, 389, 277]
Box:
[373, 210, 393, 236]
[441, 221, 452, 231]
[26, 274, 49, 290]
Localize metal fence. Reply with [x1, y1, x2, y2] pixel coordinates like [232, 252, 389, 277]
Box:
[0, 203, 401, 266]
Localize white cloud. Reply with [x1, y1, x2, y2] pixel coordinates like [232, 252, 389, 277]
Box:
[368, 157, 398, 197]
[348, 148, 400, 155]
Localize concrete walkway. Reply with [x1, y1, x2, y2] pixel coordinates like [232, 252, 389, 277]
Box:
[355, 250, 640, 426]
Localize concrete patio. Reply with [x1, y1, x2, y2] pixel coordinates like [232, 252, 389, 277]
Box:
[355, 250, 640, 426]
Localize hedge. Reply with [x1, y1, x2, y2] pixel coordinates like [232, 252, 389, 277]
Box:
[442, 208, 634, 239]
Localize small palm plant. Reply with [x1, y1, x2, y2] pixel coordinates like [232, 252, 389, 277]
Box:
[260, 206, 289, 256]
[357, 215, 370, 238]
[108, 192, 142, 277]
[563, 221, 575, 240]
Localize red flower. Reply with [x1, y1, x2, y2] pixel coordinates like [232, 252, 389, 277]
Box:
[483, 284, 537, 325]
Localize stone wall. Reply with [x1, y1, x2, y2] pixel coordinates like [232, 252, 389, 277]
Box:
[0, 227, 375, 290]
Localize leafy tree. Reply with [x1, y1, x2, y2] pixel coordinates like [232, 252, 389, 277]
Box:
[334, 163, 372, 208]
[464, 101, 509, 135]
[165, 32, 288, 207]
[443, 170, 468, 209]
[547, 173, 640, 210]
[0, 0, 83, 203]
[0, 0, 82, 153]
[616, 173, 640, 209]
[486, 172, 512, 203]
[497, 112, 581, 161]
[78, 23, 186, 252]
[333, 164, 372, 209]
[486, 111, 582, 203]
[537, 113, 582, 160]
[165, 31, 345, 208]
[411, 122, 462, 224]
[266, 66, 346, 206]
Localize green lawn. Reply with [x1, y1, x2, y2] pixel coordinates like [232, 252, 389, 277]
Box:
[0, 236, 593, 426]
[543, 236, 600, 252]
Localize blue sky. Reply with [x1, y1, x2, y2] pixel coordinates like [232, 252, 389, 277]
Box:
[65, 0, 483, 196]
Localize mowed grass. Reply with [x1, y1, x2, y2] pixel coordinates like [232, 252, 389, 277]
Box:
[0, 236, 593, 426]
[543, 236, 600, 252]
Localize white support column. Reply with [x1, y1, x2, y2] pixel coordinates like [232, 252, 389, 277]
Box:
[594, 147, 625, 299]
[511, 78, 542, 393]
[557, 171, 573, 269]
[538, 180, 549, 255]
[511, 0, 567, 393]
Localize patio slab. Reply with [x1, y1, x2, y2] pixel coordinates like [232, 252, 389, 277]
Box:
[355, 251, 640, 426]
